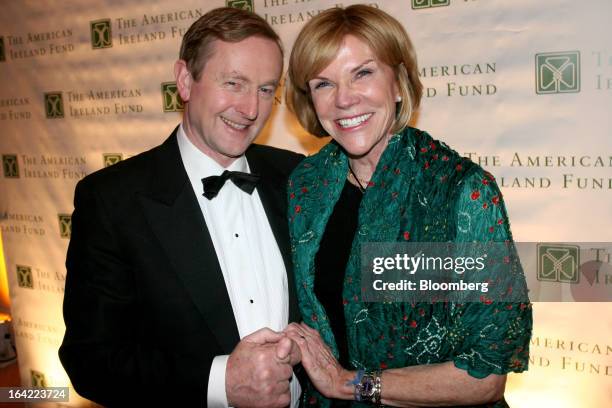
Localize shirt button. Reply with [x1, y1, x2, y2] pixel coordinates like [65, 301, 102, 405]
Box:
[234, 233, 239, 237]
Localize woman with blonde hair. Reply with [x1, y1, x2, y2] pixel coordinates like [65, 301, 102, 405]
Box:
[284, 5, 532, 407]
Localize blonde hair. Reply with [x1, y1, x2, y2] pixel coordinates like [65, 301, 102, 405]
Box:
[286, 5, 422, 137]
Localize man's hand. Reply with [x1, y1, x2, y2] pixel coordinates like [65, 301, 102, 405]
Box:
[226, 328, 301, 407]
[275, 329, 302, 367]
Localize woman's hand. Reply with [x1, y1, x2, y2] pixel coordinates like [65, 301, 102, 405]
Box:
[284, 322, 354, 399]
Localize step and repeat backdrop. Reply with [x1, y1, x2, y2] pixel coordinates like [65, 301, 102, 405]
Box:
[0, 0, 610, 406]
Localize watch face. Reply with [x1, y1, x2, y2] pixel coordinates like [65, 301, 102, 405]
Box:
[359, 375, 375, 398]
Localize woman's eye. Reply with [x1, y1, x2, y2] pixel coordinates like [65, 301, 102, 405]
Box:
[356, 69, 373, 79]
[312, 81, 331, 90]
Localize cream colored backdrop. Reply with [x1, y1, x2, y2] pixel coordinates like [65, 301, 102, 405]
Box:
[0, 0, 610, 406]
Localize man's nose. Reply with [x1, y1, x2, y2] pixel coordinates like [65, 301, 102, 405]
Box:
[236, 90, 259, 121]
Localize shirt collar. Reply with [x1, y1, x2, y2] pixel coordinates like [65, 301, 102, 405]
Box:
[177, 123, 249, 178]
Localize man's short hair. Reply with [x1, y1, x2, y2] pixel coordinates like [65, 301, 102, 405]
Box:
[179, 7, 283, 80]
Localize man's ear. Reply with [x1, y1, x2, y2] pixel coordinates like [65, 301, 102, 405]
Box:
[174, 60, 193, 102]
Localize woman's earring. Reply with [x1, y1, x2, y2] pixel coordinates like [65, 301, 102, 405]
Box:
[396, 95, 402, 102]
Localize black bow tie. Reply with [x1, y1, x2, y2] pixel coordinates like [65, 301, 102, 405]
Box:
[201, 170, 260, 200]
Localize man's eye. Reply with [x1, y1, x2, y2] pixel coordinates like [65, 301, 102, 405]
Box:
[259, 87, 275, 96]
[225, 81, 239, 87]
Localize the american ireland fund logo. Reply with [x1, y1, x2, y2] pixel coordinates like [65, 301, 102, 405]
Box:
[44, 92, 64, 118]
[58, 214, 72, 238]
[161, 82, 184, 112]
[412, 0, 450, 9]
[2, 154, 19, 178]
[536, 51, 580, 94]
[103, 153, 123, 167]
[537, 243, 580, 283]
[226, 0, 254, 11]
[31, 370, 48, 387]
[0, 36, 6, 62]
[91, 19, 112, 49]
[16, 265, 34, 289]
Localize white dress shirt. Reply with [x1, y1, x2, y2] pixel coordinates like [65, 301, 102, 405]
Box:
[177, 125, 300, 407]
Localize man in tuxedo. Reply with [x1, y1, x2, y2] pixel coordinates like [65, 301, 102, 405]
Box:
[59, 7, 303, 407]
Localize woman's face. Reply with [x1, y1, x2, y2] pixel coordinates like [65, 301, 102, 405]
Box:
[308, 35, 400, 161]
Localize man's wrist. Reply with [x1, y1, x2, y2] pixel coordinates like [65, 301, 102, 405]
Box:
[208, 355, 230, 408]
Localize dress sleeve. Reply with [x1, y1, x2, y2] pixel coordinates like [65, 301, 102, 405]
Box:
[450, 168, 532, 379]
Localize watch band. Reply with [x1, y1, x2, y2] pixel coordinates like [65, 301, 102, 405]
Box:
[354, 369, 382, 405]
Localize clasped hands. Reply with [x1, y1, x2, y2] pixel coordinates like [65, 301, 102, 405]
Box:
[226, 328, 301, 408]
[284, 322, 353, 400]
[226, 323, 351, 407]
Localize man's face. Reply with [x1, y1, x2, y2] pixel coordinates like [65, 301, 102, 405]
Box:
[176, 36, 282, 167]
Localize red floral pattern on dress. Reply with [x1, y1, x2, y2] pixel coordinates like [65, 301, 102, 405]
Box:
[480, 296, 493, 305]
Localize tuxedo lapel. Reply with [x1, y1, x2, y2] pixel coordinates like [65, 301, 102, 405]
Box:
[246, 148, 301, 324]
[138, 131, 240, 354]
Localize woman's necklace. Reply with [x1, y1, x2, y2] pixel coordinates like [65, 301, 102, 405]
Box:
[347, 163, 369, 193]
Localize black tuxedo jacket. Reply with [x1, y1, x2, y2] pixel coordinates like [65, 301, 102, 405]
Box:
[59, 128, 304, 407]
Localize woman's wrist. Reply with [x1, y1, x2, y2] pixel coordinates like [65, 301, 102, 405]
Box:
[333, 369, 359, 400]
[352, 369, 383, 405]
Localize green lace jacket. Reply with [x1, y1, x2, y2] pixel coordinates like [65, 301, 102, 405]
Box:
[287, 128, 532, 407]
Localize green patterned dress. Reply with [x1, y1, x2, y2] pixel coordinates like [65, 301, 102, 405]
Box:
[287, 128, 532, 407]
